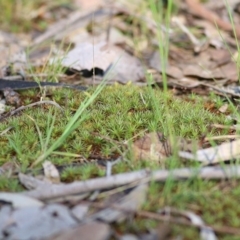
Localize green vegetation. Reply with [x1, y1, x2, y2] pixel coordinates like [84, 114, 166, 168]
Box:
[0, 0, 70, 32]
[1, 0, 240, 239]
[0, 85, 228, 170]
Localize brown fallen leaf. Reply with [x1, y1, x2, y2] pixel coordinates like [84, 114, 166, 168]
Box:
[43, 161, 61, 184]
[218, 103, 228, 113]
[47, 221, 111, 240]
[182, 64, 223, 79]
[185, 0, 240, 38]
[150, 51, 184, 79]
[132, 132, 171, 162]
[132, 132, 200, 162]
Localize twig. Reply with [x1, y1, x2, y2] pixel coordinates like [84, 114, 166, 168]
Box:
[22, 165, 240, 200]
[85, 201, 240, 236]
[0, 100, 63, 121]
[205, 135, 240, 141]
[211, 124, 237, 131]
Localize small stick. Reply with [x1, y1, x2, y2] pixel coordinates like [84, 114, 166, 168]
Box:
[85, 201, 240, 236]
[0, 101, 63, 121]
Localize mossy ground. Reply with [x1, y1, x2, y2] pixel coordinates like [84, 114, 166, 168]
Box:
[1, 0, 240, 239]
[0, 84, 237, 239]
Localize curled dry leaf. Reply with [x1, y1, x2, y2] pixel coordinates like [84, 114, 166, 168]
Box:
[71, 204, 89, 221]
[132, 132, 201, 162]
[132, 132, 171, 162]
[62, 42, 116, 74]
[62, 41, 145, 83]
[218, 103, 228, 113]
[43, 161, 61, 184]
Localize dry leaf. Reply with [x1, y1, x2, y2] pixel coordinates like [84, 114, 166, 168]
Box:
[3, 88, 21, 107]
[150, 51, 183, 79]
[62, 42, 116, 74]
[132, 132, 171, 162]
[71, 204, 89, 221]
[0, 193, 44, 208]
[47, 221, 111, 240]
[62, 41, 145, 83]
[43, 161, 61, 184]
[179, 139, 240, 164]
[0, 204, 77, 240]
[218, 104, 228, 113]
[132, 132, 200, 162]
[90, 184, 148, 223]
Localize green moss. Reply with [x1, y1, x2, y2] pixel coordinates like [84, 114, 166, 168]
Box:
[0, 85, 227, 166]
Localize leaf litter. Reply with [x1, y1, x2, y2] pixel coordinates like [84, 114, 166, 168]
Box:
[2, 0, 240, 239]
